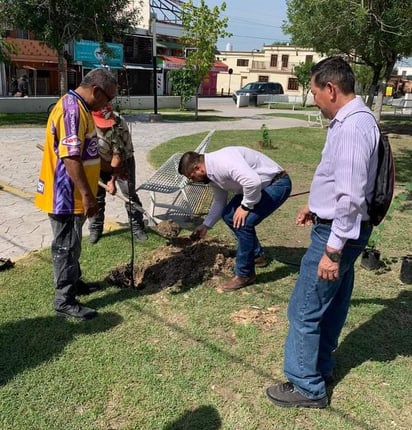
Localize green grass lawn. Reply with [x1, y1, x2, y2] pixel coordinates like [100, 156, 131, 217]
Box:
[0, 112, 49, 127]
[0, 118, 411, 429]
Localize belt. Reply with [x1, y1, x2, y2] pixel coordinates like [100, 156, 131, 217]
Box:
[270, 171, 288, 184]
[310, 212, 372, 228]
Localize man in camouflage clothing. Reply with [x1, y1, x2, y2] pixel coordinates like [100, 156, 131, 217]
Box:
[88, 103, 147, 243]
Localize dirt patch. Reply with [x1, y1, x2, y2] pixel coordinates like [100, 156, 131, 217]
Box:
[154, 219, 181, 238]
[230, 306, 281, 328]
[105, 237, 235, 290]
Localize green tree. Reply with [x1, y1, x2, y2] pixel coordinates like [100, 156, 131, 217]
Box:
[353, 63, 374, 99]
[0, 0, 141, 94]
[293, 61, 314, 107]
[169, 68, 197, 110]
[0, 35, 17, 63]
[180, 0, 231, 118]
[283, 0, 412, 119]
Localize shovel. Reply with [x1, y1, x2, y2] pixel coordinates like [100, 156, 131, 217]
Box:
[99, 180, 158, 226]
[98, 181, 181, 239]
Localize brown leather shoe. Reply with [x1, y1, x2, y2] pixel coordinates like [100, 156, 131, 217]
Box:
[219, 274, 256, 292]
[254, 255, 269, 267]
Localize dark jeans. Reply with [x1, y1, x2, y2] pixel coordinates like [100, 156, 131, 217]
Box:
[89, 157, 144, 234]
[284, 222, 372, 399]
[222, 175, 292, 277]
[49, 213, 85, 308]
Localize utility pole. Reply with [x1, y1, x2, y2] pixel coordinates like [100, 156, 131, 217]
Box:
[151, 14, 158, 116]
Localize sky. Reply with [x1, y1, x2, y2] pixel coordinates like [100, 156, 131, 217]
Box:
[197, 0, 289, 52]
[196, 1, 412, 66]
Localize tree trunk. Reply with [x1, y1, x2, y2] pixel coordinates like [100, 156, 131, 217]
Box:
[366, 66, 382, 108]
[195, 85, 200, 120]
[302, 88, 309, 107]
[373, 82, 385, 122]
[373, 59, 396, 123]
[57, 49, 67, 96]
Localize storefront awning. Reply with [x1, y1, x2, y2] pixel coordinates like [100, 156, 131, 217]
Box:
[211, 61, 228, 72]
[80, 62, 124, 70]
[123, 64, 154, 70]
[16, 61, 59, 71]
[158, 55, 186, 70]
[158, 56, 228, 72]
[157, 41, 182, 50]
[8, 37, 59, 64]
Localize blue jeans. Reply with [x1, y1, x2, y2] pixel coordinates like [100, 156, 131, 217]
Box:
[222, 175, 291, 277]
[49, 214, 85, 308]
[284, 222, 372, 399]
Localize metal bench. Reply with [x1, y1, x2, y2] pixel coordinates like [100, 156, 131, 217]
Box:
[136, 130, 215, 223]
[307, 111, 324, 128]
[263, 94, 300, 110]
[393, 98, 412, 115]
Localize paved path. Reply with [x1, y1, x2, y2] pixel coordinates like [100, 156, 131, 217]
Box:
[0, 98, 307, 260]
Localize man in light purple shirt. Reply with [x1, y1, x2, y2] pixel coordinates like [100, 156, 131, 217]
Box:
[266, 57, 378, 409]
[179, 146, 291, 292]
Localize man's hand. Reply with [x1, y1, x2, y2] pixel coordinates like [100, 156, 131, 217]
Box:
[296, 204, 312, 226]
[63, 156, 98, 218]
[82, 194, 98, 218]
[233, 206, 249, 228]
[106, 179, 117, 195]
[318, 247, 341, 281]
[190, 224, 209, 241]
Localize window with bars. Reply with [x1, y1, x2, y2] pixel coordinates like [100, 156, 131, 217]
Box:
[237, 59, 249, 67]
[270, 54, 278, 68]
[281, 55, 289, 68]
[305, 55, 313, 64]
[16, 29, 29, 39]
[288, 78, 299, 90]
[124, 36, 152, 64]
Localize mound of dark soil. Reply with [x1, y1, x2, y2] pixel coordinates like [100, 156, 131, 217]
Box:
[106, 237, 235, 290]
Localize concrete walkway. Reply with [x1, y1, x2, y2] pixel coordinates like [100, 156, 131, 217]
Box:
[0, 97, 307, 260]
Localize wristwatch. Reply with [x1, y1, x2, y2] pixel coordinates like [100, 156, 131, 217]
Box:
[325, 249, 341, 263]
[240, 204, 251, 211]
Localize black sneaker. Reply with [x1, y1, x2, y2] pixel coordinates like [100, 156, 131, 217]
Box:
[266, 382, 328, 409]
[88, 231, 102, 244]
[75, 279, 102, 296]
[134, 229, 148, 241]
[55, 300, 97, 320]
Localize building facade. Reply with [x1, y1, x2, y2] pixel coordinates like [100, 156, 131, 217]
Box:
[215, 45, 324, 96]
[3, 30, 61, 96]
[1, 0, 228, 97]
[1, 0, 185, 96]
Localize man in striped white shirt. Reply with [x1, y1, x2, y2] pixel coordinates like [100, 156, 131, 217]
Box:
[266, 56, 379, 408]
[179, 146, 291, 292]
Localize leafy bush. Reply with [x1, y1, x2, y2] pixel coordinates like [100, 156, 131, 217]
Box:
[259, 123, 272, 148]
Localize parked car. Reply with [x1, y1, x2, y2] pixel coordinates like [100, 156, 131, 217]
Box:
[232, 81, 284, 105]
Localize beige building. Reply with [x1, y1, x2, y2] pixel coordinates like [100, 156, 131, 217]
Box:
[216, 44, 324, 96]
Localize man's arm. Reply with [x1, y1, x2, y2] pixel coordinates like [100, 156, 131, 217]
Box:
[203, 186, 228, 228]
[63, 156, 98, 217]
[318, 121, 375, 280]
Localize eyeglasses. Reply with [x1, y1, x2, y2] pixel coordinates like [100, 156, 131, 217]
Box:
[97, 86, 115, 102]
